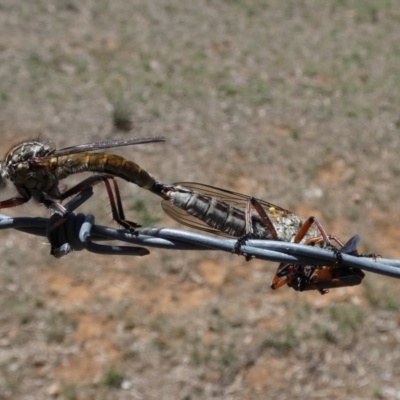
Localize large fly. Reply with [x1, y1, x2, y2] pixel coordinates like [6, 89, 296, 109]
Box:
[162, 182, 324, 242]
[0, 136, 166, 228]
[161, 182, 366, 293]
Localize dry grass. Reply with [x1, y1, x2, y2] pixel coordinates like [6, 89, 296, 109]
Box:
[1, 1, 400, 399]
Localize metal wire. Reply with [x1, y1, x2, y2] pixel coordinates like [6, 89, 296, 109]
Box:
[0, 202, 400, 279]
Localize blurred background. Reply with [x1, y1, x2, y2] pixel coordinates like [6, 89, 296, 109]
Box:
[0, 1, 400, 399]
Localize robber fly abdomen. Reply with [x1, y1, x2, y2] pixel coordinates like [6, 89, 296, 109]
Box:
[168, 188, 274, 238]
[162, 183, 308, 242]
[47, 152, 158, 193]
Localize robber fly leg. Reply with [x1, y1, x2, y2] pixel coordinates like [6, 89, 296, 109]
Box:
[251, 197, 279, 239]
[108, 178, 141, 231]
[233, 197, 254, 258]
[0, 196, 30, 210]
[234, 197, 279, 260]
[359, 252, 381, 260]
[232, 197, 276, 261]
[58, 174, 140, 231]
[293, 216, 331, 246]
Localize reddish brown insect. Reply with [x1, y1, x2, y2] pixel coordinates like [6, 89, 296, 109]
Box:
[271, 234, 365, 295]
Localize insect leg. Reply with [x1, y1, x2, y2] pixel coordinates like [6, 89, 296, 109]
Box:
[0, 194, 67, 217]
[108, 178, 141, 230]
[0, 196, 30, 209]
[293, 216, 329, 245]
[250, 197, 279, 238]
[233, 196, 279, 258]
[232, 198, 256, 257]
[58, 174, 139, 230]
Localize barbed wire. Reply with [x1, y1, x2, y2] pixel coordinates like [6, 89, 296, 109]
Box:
[0, 190, 399, 280]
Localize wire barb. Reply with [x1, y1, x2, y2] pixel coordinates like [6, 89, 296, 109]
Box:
[0, 211, 400, 281]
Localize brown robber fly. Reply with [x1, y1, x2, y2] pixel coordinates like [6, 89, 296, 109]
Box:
[0, 136, 166, 228]
[161, 182, 366, 293]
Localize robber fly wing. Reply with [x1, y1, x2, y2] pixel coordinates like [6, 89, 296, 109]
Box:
[162, 182, 250, 237]
[162, 199, 234, 237]
[162, 182, 292, 237]
[171, 182, 292, 214]
[53, 136, 166, 156]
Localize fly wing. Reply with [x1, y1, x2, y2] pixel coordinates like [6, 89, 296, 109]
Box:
[162, 198, 234, 237]
[171, 182, 291, 213]
[162, 182, 292, 237]
[53, 136, 165, 156]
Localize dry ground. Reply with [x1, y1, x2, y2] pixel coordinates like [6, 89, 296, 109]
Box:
[1, 1, 400, 399]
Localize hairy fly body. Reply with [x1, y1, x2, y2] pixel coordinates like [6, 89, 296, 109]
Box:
[0, 136, 165, 228]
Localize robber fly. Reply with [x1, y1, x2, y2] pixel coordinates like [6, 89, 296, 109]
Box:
[161, 182, 331, 243]
[161, 182, 365, 293]
[0, 136, 166, 228]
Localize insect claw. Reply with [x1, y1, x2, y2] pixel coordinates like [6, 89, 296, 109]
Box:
[118, 220, 141, 233]
[233, 232, 254, 255]
[360, 252, 381, 261]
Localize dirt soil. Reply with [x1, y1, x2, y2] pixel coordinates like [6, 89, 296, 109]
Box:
[1, 1, 400, 399]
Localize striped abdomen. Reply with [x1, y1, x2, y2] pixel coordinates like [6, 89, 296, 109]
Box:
[164, 187, 273, 239]
[55, 153, 158, 193]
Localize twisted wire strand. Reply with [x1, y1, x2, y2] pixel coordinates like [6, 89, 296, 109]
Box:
[0, 210, 399, 279]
